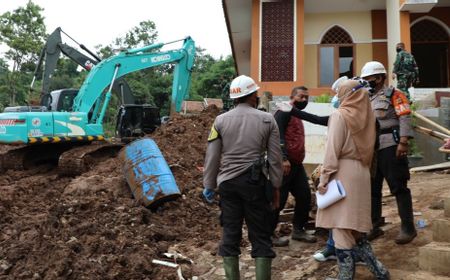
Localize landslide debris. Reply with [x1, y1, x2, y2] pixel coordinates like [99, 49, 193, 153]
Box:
[0, 106, 221, 279]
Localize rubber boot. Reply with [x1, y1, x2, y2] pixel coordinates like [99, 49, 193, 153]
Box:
[335, 249, 355, 280]
[255, 257, 271, 280]
[223, 256, 240, 280]
[395, 192, 417, 244]
[353, 238, 390, 280]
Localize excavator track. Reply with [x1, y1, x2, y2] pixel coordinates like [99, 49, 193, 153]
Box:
[0, 143, 73, 171]
[58, 142, 124, 176]
[0, 146, 28, 171]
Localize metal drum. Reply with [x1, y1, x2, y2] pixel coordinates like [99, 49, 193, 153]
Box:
[121, 138, 180, 208]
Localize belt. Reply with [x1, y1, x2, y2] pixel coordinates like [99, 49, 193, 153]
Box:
[380, 126, 399, 135]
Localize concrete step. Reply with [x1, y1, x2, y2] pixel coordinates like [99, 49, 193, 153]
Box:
[419, 242, 450, 276]
[433, 219, 450, 242]
[445, 197, 450, 218]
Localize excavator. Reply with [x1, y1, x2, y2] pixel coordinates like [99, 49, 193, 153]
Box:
[0, 34, 195, 175]
[5, 27, 161, 136]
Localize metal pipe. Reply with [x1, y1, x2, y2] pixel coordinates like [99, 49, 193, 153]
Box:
[97, 64, 120, 124]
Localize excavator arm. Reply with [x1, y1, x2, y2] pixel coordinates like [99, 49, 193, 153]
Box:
[33, 27, 135, 104]
[73, 36, 195, 119]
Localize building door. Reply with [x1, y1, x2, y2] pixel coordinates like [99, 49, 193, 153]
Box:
[411, 19, 449, 88]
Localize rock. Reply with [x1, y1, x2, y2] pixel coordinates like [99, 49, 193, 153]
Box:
[429, 199, 445, 210]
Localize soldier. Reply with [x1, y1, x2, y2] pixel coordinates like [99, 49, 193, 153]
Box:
[221, 81, 233, 112]
[203, 75, 283, 280]
[392, 42, 419, 100]
[362, 61, 417, 244]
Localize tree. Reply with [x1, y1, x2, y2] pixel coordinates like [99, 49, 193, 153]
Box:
[190, 54, 235, 99]
[0, 0, 46, 105]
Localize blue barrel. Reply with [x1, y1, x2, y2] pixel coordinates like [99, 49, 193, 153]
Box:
[121, 138, 180, 208]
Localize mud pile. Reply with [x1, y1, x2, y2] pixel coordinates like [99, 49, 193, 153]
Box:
[0, 106, 221, 280]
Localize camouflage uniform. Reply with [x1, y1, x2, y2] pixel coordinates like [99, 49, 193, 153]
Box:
[393, 50, 419, 100]
[221, 82, 233, 112]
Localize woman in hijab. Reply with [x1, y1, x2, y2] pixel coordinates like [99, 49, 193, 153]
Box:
[316, 79, 390, 280]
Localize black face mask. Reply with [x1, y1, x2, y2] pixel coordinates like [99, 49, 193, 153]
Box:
[396, 47, 402, 53]
[294, 101, 308, 110]
[368, 80, 377, 89]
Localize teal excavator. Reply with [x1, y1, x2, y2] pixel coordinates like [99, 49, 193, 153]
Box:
[0, 31, 195, 175]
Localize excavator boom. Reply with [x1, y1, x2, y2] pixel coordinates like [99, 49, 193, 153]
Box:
[32, 27, 135, 104]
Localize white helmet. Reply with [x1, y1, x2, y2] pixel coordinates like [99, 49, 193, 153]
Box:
[360, 61, 387, 78]
[229, 75, 260, 99]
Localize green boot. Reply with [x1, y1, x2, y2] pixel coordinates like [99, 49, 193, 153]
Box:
[223, 256, 240, 280]
[255, 257, 272, 280]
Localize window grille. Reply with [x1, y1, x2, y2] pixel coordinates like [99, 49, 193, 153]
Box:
[412, 20, 449, 43]
[321, 26, 353, 44]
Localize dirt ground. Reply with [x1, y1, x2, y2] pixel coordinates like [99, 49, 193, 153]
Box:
[0, 107, 449, 280]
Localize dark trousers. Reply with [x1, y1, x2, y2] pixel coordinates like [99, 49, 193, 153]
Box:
[218, 171, 275, 258]
[371, 145, 414, 231]
[272, 162, 311, 232]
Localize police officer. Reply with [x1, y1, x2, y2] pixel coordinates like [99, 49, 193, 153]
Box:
[361, 61, 417, 244]
[392, 42, 419, 100]
[203, 75, 283, 280]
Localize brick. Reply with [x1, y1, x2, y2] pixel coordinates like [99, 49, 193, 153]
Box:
[433, 219, 450, 242]
[445, 197, 450, 218]
[419, 242, 450, 276]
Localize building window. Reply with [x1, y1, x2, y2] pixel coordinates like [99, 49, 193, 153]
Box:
[261, 0, 294, 82]
[319, 26, 354, 87]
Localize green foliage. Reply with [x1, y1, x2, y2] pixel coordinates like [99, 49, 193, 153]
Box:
[114, 20, 158, 49]
[0, 0, 46, 106]
[314, 93, 331, 103]
[0, 1, 46, 71]
[408, 139, 422, 157]
[190, 53, 235, 99]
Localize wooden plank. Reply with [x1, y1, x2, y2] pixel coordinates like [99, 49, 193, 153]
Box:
[410, 162, 450, 172]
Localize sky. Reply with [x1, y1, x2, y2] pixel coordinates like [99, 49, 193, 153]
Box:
[0, 0, 232, 59]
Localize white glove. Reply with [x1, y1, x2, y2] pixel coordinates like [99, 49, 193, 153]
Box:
[275, 101, 293, 112]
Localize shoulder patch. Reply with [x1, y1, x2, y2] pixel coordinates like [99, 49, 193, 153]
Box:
[208, 124, 220, 142]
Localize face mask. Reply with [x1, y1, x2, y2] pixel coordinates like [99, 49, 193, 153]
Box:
[396, 47, 402, 53]
[294, 101, 308, 110]
[331, 95, 340, 109]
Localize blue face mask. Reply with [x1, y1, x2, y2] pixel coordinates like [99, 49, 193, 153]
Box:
[331, 94, 340, 108]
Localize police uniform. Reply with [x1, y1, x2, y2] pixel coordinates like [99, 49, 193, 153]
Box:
[203, 103, 283, 258]
[369, 85, 416, 240]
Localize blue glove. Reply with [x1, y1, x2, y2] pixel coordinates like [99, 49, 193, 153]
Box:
[203, 188, 215, 203]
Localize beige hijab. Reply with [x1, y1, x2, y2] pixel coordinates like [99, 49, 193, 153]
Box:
[337, 80, 376, 167]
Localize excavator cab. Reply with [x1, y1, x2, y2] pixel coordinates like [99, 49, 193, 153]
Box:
[40, 89, 78, 112]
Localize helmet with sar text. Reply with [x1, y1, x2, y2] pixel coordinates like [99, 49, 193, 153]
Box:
[229, 75, 260, 99]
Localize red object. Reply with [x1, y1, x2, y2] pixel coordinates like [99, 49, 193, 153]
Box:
[392, 90, 411, 116]
[443, 139, 450, 150]
[285, 117, 305, 164]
